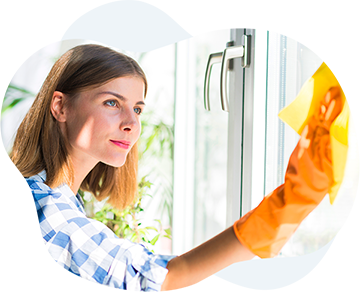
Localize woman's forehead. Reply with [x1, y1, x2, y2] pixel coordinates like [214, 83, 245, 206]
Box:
[81, 76, 146, 101]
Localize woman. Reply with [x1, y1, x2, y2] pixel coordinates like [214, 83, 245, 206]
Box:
[11, 44, 341, 291]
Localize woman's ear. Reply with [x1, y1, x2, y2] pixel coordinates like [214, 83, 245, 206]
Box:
[50, 91, 67, 122]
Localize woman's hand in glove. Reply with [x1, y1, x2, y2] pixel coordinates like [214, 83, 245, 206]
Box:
[233, 87, 343, 258]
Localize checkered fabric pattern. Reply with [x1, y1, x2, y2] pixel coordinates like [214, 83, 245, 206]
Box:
[26, 171, 176, 291]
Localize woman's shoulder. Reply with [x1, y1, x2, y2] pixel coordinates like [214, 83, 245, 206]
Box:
[25, 171, 53, 193]
[26, 171, 85, 213]
[25, 171, 72, 197]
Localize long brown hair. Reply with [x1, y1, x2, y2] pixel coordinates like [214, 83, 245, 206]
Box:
[11, 44, 147, 210]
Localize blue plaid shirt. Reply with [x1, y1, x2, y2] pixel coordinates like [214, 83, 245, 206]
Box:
[26, 171, 176, 291]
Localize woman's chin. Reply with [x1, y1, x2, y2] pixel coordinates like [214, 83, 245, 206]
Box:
[103, 158, 127, 168]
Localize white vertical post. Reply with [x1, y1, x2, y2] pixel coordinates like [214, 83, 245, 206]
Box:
[251, 29, 268, 209]
[172, 40, 196, 255]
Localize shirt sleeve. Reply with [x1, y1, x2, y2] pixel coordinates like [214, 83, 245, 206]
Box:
[27, 178, 177, 291]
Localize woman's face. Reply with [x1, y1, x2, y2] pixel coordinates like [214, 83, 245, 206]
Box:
[64, 76, 145, 169]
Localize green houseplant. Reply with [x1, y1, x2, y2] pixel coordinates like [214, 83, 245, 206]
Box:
[1, 84, 35, 116]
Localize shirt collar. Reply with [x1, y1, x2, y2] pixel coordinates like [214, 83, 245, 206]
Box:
[37, 169, 47, 182]
[35, 170, 86, 213]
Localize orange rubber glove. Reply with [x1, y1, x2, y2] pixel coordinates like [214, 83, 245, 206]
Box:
[233, 87, 343, 258]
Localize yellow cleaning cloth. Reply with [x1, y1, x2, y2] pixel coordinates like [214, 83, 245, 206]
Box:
[279, 0, 360, 203]
[278, 62, 349, 204]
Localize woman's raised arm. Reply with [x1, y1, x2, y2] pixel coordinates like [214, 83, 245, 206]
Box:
[161, 87, 343, 290]
[161, 226, 254, 290]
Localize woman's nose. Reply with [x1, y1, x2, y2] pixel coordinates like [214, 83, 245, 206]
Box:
[120, 108, 140, 132]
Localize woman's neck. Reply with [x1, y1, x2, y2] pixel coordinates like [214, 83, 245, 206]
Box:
[69, 152, 99, 195]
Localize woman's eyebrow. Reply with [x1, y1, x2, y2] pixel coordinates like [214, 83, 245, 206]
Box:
[98, 91, 145, 105]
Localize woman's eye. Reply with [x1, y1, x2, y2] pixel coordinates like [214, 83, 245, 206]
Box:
[105, 100, 117, 107]
[134, 107, 142, 115]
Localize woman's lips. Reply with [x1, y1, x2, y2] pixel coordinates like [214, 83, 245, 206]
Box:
[110, 140, 131, 150]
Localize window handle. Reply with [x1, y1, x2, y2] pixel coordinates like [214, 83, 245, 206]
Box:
[220, 35, 251, 112]
[204, 52, 223, 111]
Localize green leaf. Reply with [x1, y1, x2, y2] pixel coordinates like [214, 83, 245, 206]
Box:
[164, 228, 172, 236]
[7, 84, 34, 95]
[139, 230, 147, 237]
[130, 233, 138, 241]
[145, 226, 158, 232]
[2, 98, 26, 114]
[150, 234, 160, 246]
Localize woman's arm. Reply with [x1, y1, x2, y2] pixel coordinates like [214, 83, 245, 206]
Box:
[161, 226, 255, 290]
[161, 87, 342, 290]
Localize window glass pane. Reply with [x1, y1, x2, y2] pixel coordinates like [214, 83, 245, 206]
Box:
[191, 30, 230, 247]
[265, 0, 360, 256]
[265, 32, 356, 256]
